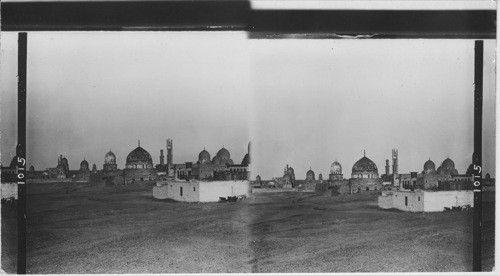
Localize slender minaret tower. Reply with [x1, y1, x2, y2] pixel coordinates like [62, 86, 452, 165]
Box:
[160, 149, 165, 166]
[392, 149, 398, 175]
[167, 139, 173, 165]
[385, 159, 390, 175]
[392, 149, 398, 186]
[166, 138, 173, 176]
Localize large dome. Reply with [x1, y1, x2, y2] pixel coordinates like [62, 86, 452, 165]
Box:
[442, 157, 455, 169]
[352, 156, 378, 174]
[126, 146, 152, 164]
[216, 147, 231, 159]
[198, 149, 211, 164]
[423, 159, 436, 173]
[105, 151, 116, 164]
[331, 160, 342, 174]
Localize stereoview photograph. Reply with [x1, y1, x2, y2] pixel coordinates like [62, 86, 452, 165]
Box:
[0, 1, 496, 274]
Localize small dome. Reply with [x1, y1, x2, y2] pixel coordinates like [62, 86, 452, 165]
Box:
[352, 156, 378, 174]
[80, 159, 89, 167]
[212, 155, 221, 165]
[306, 168, 315, 181]
[105, 151, 116, 164]
[198, 149, 211, 164]
[423, 159, 436, 173]
[216, 147, 231, 160]
[126, 146, 152, 164]
[442, 157, 455, 169]
[331, 160, 342, 174]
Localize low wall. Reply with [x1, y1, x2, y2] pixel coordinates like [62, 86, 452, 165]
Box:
[423, 190, 473, 212]
[1, 183, 18, 200]
[378, 193, 393, 209]
[27, 178, 71, 183]
[153, 185, 169, 199]
[252, 187, 299, 193]
[199, 181, 250, 202]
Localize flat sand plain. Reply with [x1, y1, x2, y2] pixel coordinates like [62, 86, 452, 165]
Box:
[1, 182, 495, 273]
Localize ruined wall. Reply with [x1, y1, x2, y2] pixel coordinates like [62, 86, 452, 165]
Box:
[423, 191, 473, 212]
[251, 187, 299, 193]
[152, 185, 169, 199]
[124, 168, 157, 185]
[377, 192, 393, 209]
[199, 181, 250, 202]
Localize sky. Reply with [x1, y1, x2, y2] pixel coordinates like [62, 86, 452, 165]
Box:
[0, 32, 496, 180]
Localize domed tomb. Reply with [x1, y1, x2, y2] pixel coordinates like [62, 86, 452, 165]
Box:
[423, 159, 436, 174]
[126, 144, 153, 169]
[330, 160, 342, 175]
[80, 159, 89, 171]
[437, 157, 458, 175]
[198, 149, 211, 164]
[215, 147, 233, 165]
[351, 153, 379, 179]
[306, 168, 315, 181]
[103, 150, 118, 171]
[105, 151, 116, 164]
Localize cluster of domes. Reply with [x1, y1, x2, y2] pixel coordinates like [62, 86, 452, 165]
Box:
[198, 146, 235, 166]
[423, 157, 458, 175]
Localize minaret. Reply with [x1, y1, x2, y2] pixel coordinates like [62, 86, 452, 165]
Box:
[167, 139, 173, 166]
[160, 149, 165, 166]
[385, 159, 390, 175]
[392, 149, 398, 175]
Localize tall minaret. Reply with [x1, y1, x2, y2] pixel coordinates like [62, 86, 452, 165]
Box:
[385, 159, 390, 175]
[167, 139, 173, 165]
[160, 149, 165, 166]
[392, 149, 398, 175]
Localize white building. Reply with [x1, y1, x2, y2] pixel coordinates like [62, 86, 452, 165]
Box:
[153, 180, 251, 202]
[378, 190, 473, 212]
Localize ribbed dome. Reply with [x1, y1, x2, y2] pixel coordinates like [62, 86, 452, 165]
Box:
[331, 160, 342, 174]
[352, 156, 378, 174]
[198, 149, 211, 164]
[105, 151, 116, 164]
[423, 159, 436, 172]
[126, 146, 152, 164]
[216, 147, 230, 159]
[442, 157, 455, 169]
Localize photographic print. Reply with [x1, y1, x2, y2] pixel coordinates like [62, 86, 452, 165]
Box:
[0, 0, 496, 273]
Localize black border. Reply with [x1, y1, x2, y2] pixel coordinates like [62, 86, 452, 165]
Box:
[4, 1, 494, 273]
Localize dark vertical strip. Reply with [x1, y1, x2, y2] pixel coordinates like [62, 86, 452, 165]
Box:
[472, 40, 483, 272]
[16, 32, 27, 274]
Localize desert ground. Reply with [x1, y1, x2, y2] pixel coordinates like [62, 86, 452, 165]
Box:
[1, 182, 495, 273]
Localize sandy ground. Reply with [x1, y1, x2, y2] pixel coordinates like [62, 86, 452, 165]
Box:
[1, 182, 495, 273]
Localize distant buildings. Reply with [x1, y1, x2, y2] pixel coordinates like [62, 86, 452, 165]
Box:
[12, 139, 250, 186]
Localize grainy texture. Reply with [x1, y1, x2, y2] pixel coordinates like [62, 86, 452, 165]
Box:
[1, 182, 493, 273]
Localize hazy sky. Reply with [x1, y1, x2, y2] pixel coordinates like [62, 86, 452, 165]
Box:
[0, 32, 495, 180]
